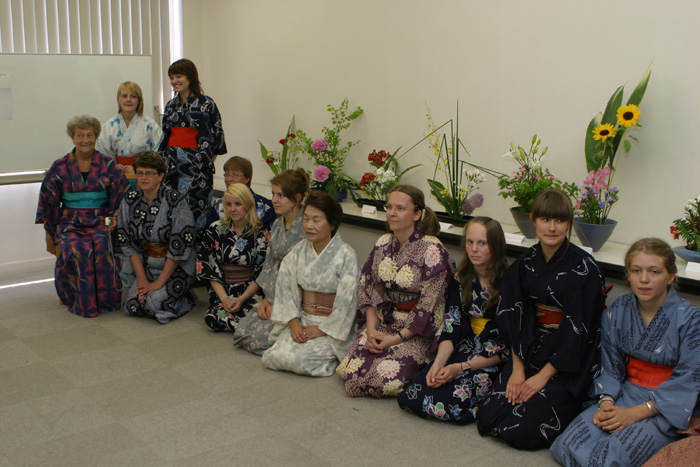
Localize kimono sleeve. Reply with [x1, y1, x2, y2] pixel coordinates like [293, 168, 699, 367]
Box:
[356, 235, 394, 318]
[166, 191, 196, 262]
[494, 256, 527, 352]
[318, 244, 360, 341]
[158, 99, 174, 154]
[196, 222, 224, 283]
[116, 191, 139, 258]
[439, 277, 467, 345]
[250, 229, 270, 282]
[269, 242, 303, 326]
[95, 121, 114, 157]
[35, 161, 62, 234]
[107, 159, 130, 214]
[207, 98, 227, 156]
[589, 296, 627, 401]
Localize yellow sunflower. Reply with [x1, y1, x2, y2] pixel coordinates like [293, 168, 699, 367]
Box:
[616, 104, 641, 128]
[592, 123, 617, 143]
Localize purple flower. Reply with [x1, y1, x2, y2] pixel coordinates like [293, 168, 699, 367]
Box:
[462, 193, 484, 215]
[313, 165, 331, 182]
[598, 201, 606, 209]
[311, 139, 328, 152]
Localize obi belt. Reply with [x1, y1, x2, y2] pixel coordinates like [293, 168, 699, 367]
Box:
[221, 264, 255, 285]
[116, 153, 137, 166]
[470, 316, 491, 336]
[61, 190, 108, 209]
[301, 289, 336, 317]
[141, 242, 168, 258]
[626, 355, 674, 389]
[168, 127, 199, 148]
[386, 287, 420, 312]
[535, 302, 562, 334]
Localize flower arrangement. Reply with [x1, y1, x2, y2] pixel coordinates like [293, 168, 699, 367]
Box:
[497, 134, 568, 213]
[670, 196, 700, 252]
[575, 63, 652, 224]
[259, 117, 299, 176]
[290, 98, 364, 197]
[358, 149, 421, 203]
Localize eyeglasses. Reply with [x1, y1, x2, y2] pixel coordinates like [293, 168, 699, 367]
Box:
[135, 171, 159, 177]
[224, 172, 245, 180]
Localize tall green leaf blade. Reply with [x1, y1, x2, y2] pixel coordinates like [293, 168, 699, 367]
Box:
[627, 62, 652, 106]
[601, 86, 624, 126]
[585, 113, 602, 172]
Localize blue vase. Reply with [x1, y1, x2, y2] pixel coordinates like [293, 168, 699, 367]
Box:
[673, 246, 700, 263]
[573, 218, 618, 252]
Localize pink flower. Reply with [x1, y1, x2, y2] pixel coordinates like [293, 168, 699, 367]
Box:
[312, 139, 328, 152]
[313, 165, 331, 182]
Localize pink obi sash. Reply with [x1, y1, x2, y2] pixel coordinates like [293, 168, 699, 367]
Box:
[168, 127, 199, 148]
[535, 303, 562, 334]
[626, 355, 674, 389]
[221, 264, 254, 285]
[141, 242, 168, 258]
[301, 289, 336, 317]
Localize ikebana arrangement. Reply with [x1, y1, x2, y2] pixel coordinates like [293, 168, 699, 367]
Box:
[259, 116, 299, 176]
[358, 149, 421, 206]
[670, 195, 700, 262]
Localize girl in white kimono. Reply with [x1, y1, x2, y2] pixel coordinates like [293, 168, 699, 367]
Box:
[262, 191, 360, 377]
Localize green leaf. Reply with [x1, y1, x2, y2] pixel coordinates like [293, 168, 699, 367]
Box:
[627, 62, 653, 107]
[584, 113, 603, 172]
[623, 140, 631, 152]
[601, 86, 624, 126]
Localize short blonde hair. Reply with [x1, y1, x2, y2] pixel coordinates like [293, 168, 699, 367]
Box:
[223, 183, 262, 234]
[117, 81, 144, 115]
[66, 115, 101, 139]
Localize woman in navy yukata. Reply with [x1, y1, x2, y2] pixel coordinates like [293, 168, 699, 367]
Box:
[36, 115, 130, 317]
[398, 217, 509, 424]
[551, 238, 700, 466]
[159, 58, 227, 234]
[476, 189, 607, 449]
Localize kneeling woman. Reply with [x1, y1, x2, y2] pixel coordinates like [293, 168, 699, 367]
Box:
[398, 217, 509, 423]
[261, 191, 360, 376]
[117, 151, 197, 323]
[337, 185, 454, 397]
[198, 183, 269, 332]
[551, 238, 700, 467]
[476, 189, 606, 449]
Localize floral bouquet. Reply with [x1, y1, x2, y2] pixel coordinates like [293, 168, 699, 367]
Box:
[358, 149, 421, 203]
[577, 63, 652, 224]
[567, 167, 620, 224]
[670, 195, 700, 252]
[290, 99, 364, 197]
[259, 117, 299, 176]
[497, 134, 568, 213]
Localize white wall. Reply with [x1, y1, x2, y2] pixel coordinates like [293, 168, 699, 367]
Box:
[182, 0, 700, 246]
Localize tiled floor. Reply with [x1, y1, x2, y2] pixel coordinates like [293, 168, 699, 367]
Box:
[0, 269, 559, 466]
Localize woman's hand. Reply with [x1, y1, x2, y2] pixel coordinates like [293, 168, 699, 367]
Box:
[426, 360, 446, 388]
[135, 279, 163, 301]
[367, 331, 399, 354]
[506, 366, 526, 405]
[289, 318, 307, 343]
[220, 297, 241, 314]
[256, 298, 272, 320]
[431, 363, 462, 387]
[516, 372, 550, 404]
[45, 232, 57, 255]
[301, 325, 326, 341]
[594, 405, 646, 433]
[118, 164, 135, 174]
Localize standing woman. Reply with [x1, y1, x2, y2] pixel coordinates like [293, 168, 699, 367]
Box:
[476, 189, 607, 449]
[337, 185, 454, 397]
[261, 191, 360, 376]
[36, 115, 130, 317]
[234, 168, 310, 354]
[160, 58, 227, 233]
[198, 183, 269, 332]
[117, 151, 197, 324]
[398, 217, 509, 423]
[96, 81, 163, 183]
[551, 239, 700, 467]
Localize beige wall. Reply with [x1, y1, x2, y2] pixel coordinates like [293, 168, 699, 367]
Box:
[181, 0, 700, 246]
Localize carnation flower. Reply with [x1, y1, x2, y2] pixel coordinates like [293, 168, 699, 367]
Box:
[311, 139, 328, 152]
[313, 165, 331, 182]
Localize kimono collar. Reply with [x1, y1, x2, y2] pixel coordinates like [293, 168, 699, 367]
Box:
[658, 288, 681, 314]
[391, 228, 424, 251]
[311, 233, 343, 258]
[536, 238, 570, 263]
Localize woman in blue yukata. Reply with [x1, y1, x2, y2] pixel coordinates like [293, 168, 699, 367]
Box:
[398, 217, 509, 424]
[551, 238, 700, 467]
[476, 189, 607, 449]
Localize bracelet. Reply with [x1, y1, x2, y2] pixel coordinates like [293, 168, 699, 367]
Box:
[397, 331, 407, 343]
[646, 400, 656, 417]
[598, 395, 615, 407]
[461, 361, 472, 373]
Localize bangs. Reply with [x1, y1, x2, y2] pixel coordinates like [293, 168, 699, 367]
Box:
[531, 190, 572, 221]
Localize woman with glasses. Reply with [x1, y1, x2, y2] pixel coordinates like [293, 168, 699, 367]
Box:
[337, 185, 454, 397]
[116, 151, 197, 324]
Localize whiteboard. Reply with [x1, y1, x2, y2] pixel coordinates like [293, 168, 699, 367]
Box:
[0, 54, 154, 173]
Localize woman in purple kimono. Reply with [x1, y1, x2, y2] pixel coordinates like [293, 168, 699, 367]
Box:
[551, 238, 700, 466]
[337, 185, 454, 397]
[36, 115, 130, 317]
[159, 58, 227, 233]
[398, 217, 509, 423]
[476, 189, 606, 449]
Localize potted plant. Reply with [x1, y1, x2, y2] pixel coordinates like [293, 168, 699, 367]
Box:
[497, 134, 568, 238]
[569, 62, 652, 251]
[356, 149, 421, 210]
[259, 116, 299, 176]
[670, 195, 700, 263]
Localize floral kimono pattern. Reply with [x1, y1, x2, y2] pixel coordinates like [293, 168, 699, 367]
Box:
[117, 185, 197, 324]
[197, 221, 269, 332]
[35, 150, 129, 317]
[261, 234, 360, 376]
[233, 210, 305, 354]
[96, 114, 163, 165]
[337, 230, 454, 397]
[551, 290, 700, 466]
[159, 94, 227, 232]
[398, 277, 508, 424]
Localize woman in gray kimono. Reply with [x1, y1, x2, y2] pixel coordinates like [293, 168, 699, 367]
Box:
[233, 168, 309, 354]
[117, 151, 197, 324]
[261, 191, 360, 376]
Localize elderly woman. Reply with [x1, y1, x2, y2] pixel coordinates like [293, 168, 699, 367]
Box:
[116, 151, 197, 324]
[36, 115, 130, 318]
[198, 183, 269, 332]
[96, 81, 163, 180]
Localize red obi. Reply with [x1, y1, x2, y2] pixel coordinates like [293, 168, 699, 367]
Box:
[535, 303, 562, 333]
[626, 355, 674, 389]
[395, 298, 419, 312]
[301, 289, 336, 317]
[141, 242, 168, 258]
[116, 153, 137, 166]
[168, 127, 199, 148]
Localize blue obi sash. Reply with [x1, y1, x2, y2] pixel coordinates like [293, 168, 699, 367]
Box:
[61, 190, 109, 208]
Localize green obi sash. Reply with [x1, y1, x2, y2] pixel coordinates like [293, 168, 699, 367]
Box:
[61, 190, 109, 208]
